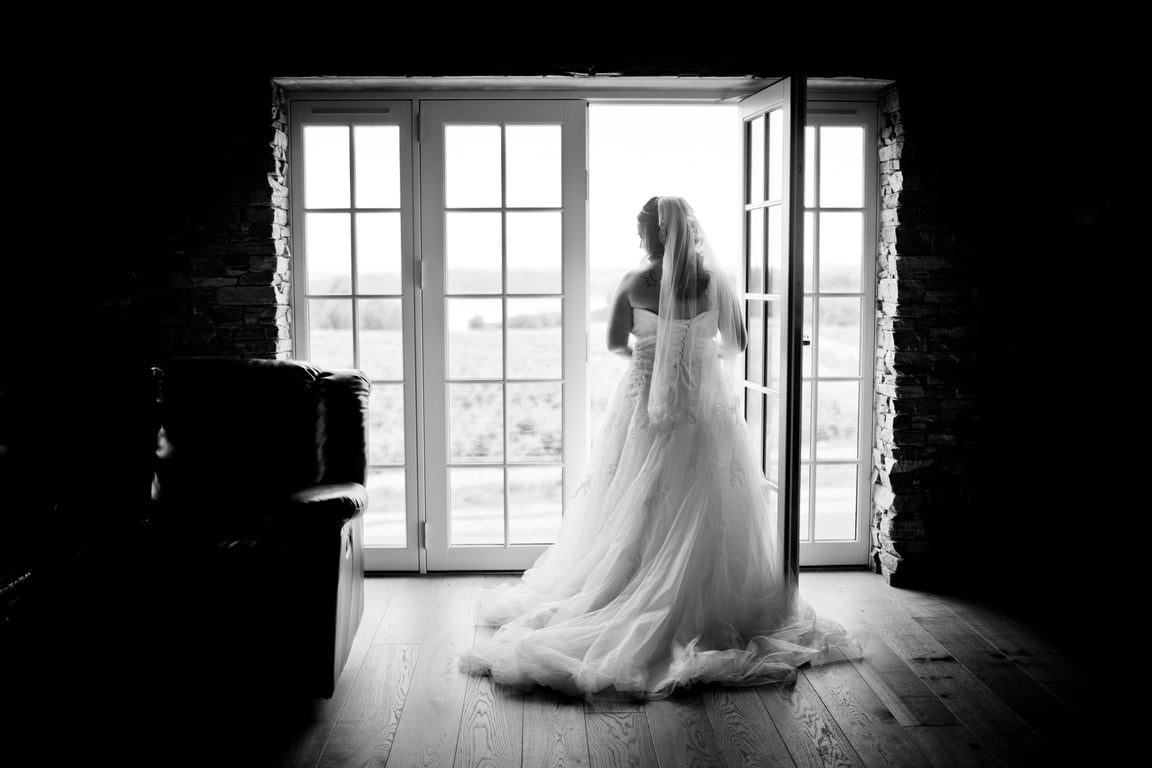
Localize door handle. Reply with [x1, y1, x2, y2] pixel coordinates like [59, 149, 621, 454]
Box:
[801, 335, 811, 346]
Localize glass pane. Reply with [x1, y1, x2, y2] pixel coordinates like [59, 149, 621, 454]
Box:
[764, 391, 779, 484]
[804, 126, 816, 208]
[506, 125, 561, 208]
[447, 299, 502, 379]
[507, 212, 561, 293]
[818, 297, 862, 378]
[798, 464, 811, 543]
[307, 298, 352, 369]
[768, 108, 783, 202]
[819, 212, 863, 292]
[508, 298, 561, 379]
[450, 467, 504, 545]
[803, 296, 813, 378]
[368, 384, 405, 465]
[817, 381, 859, 459]
[815, 464, 857, 541]
[365, 468, 406, 548]
[356, 213, 402, 295]
[354, 125, 400, 209]
[804, 211, 814, 294]
[746, 300, 764, 386]
[801, 380, 812, 460]
[446, 212, 502, 294]
[820, 126, 865, 209]
[746, 389, 764, 469]
[748, 115, 764, 203]
[767, 204, 783, 293]
[358, 299, 404, 381]
[445, 125, 501, 208]
[765, 298, 781, 392]
[509, 466, 563, 544]
[507, 383, 562, 461]
[303, 125, 349, 209]
[449, 383, 503, 462]
[306, 213, 351, 294]
[746, 207, 764, 294]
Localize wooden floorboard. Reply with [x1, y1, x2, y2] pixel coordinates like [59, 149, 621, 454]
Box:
[523, 688, 591, 767]
[145, 571, 1116, 768]
[914, 616, 1090, 756]
[376, 576, 479, 768]
[801, 648, 929, 768]
[757, 673, 865, 768]
[645, 688, 726, 768]
[837, 570, 955, 619]
[847, 634, 957, 728]
[586, 711, 660, 768]
[703, 686, 797, 768]
[834, 577, 1058, 767]
[454, 625, 524, 768]
[797, 574, 867, 630]
[906, 725, 1003, 768]
[940, 593, 1109, 725]
[371, 575, 450, 645]
[799, 573, 957, 728]
[316, 643, 418, 768]
[852, 572, 1109, 764]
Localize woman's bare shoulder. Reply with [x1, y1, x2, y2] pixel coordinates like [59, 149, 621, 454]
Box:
[627, 263, 662, 310]
[626, 263, 661, 290]
[613, 265, 654, 291]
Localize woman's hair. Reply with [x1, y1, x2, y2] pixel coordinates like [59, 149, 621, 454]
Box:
[651, 196, 710, 304]
[637, 196, 664, 260]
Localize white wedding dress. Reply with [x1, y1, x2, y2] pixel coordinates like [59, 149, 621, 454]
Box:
[457, 306, 856, 700]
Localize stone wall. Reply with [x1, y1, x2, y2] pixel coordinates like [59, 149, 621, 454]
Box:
[103, 76, 293, 364]
[870, 86, 981, 587]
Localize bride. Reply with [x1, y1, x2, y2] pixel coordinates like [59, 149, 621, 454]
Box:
[458, 196, 857, 700]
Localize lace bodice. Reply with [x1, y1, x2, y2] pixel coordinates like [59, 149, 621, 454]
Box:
[631, 307, 719, 369]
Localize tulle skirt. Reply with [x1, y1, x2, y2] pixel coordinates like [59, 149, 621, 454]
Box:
[457, 356, 860, 701]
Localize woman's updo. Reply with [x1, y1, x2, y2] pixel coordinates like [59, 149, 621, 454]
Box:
[637, 196, 664, 260]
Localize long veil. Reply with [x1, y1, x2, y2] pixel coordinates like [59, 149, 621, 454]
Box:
[648, 196, 745, 425]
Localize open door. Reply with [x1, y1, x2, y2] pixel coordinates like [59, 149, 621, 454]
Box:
[739, 75, 806, 583]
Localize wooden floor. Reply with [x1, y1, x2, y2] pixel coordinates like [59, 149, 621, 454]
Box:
[55, 570, 1112, 767]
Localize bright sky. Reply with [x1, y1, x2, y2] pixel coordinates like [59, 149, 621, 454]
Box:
[589, 103, 742, 309]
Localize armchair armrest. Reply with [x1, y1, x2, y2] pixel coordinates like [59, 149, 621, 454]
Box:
[284, 482, 368, 528]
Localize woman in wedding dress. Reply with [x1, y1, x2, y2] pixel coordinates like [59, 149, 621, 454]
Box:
[458, 196, 857, 701]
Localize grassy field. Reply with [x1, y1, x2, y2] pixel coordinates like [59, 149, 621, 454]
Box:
[312, 315, 863, 548]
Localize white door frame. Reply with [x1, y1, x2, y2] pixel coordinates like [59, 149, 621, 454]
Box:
[283, 78, 885, 573]
[799, 94, 879, 567]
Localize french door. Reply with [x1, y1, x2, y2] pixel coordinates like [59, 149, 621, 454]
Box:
[739, 77, 806, 582]
[419, 101, 587, 570]
[291, 85, 864, 573]
[739, 79, 876, 571]
[291, 101, 421, 571]
[292, 99, 586, 571]
[798, 99, 877, 566]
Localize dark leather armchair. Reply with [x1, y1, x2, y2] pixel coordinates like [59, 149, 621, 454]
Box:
[149, 358, 369, 699]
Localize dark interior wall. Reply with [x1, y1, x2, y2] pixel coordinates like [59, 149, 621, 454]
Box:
[890, 71, 1110, 613]
[8, 16, 1128, 624]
